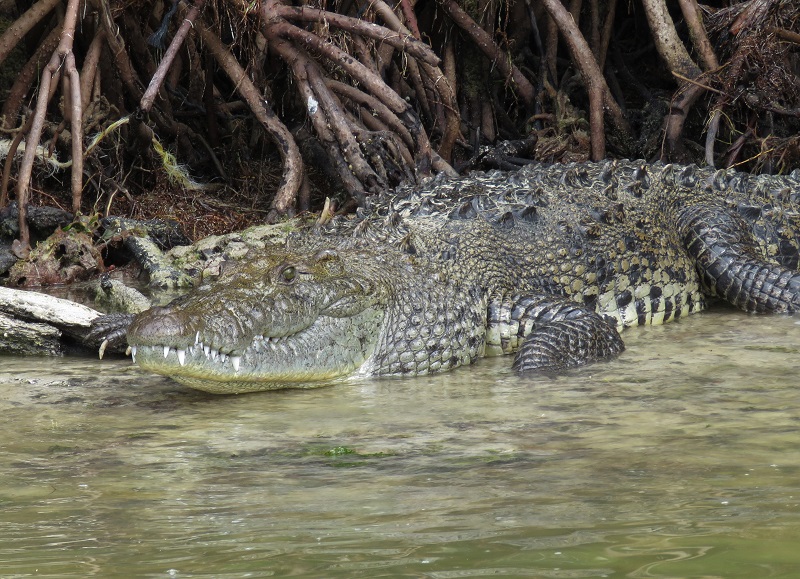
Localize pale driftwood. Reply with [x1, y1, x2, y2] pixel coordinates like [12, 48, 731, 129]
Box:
[0, 286, 107, 355]
[0, 285, 101, 328]
[0, 311, 64, 355]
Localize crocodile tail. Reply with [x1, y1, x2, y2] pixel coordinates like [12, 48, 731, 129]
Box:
[679, 204, 800, 313]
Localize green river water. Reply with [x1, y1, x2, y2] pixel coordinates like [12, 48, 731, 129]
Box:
[1, 307, 799, 578]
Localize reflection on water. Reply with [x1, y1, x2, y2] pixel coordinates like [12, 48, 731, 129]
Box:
[1, 307, 799, 577]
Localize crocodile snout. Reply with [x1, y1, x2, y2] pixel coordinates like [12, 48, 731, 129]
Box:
[127, 306, 193, 346]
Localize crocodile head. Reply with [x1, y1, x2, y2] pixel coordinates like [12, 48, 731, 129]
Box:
[126, 246, 390, 394]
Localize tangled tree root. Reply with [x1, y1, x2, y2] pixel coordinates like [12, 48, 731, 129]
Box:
[0, 0, 798, 251]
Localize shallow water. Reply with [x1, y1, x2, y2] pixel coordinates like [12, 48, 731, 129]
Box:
[1, 306, 799, 578]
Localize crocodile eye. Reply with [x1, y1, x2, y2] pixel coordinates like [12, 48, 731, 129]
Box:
[278, 265, 296, 284]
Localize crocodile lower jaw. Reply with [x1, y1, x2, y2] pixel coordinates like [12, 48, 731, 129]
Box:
[129, 342, 360, 394]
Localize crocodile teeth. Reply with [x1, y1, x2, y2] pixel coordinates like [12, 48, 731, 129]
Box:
[195, 331, 201, 345]
[143, 344, 245, 368]
[130, 346, 137, 363]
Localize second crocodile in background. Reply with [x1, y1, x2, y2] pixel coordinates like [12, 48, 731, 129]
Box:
[102, 160, 800, 393]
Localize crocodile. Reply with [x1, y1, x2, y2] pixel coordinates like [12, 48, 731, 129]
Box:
[112, 160, 800, 394]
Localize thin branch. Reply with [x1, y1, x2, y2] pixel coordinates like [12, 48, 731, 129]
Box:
[705, 108, 722, 167]
[196, 12, 303, 216]
[729, 0, 777, 36]
[641, 0, 702, 79]
[261, 0, 438, 176]
[661, 82, 705, 161]
[306, 63, 382, 195]
[589, 0, 600, 60]
[0, 0, 61, 67]
[272, 4, 440, 66]
[544, 10, 558, 85]
[326, 79, 414, 148]
[65, 52, 83, 214]
[80, 30, 104, 113]
[540, 0, 632, 159]
[368, 0, 458, 163]
[15, 0, 83, 247]
[439, 38, 460, 162]
[398, 0, 422, 39]
[404, 57, 433, 125]
[265, 17, 409, 115]
[597, 0, 618, 71]
[141, 0, 206, 113]
[769, 27, 800, 44]
[1, 24, 60, 131]
[0, 117, 33, 208]
[91, 0, 144, 101]
[677, 0, 719, 71]
[277, 40, 365, 200]
[437, 0, 536, 110]
[671, 71, 721, 93]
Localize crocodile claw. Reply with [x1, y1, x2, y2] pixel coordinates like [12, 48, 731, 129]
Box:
[84, 313, 137, 357]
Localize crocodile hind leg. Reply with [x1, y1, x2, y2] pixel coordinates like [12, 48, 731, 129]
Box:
[679, 205, 800, 313]
[487, 294, 625, 372]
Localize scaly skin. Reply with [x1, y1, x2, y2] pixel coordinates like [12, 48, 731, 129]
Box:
[124, 160, 800, 393]
[127, 244, 487, 393]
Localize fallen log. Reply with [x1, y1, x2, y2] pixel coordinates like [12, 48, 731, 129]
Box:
[0, 285, 101, 355]
[0, 311, 63, 355]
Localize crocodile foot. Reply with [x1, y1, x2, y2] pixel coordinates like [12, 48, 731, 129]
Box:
[85, 313, 136, 357]
[512, 309, 625, 373]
